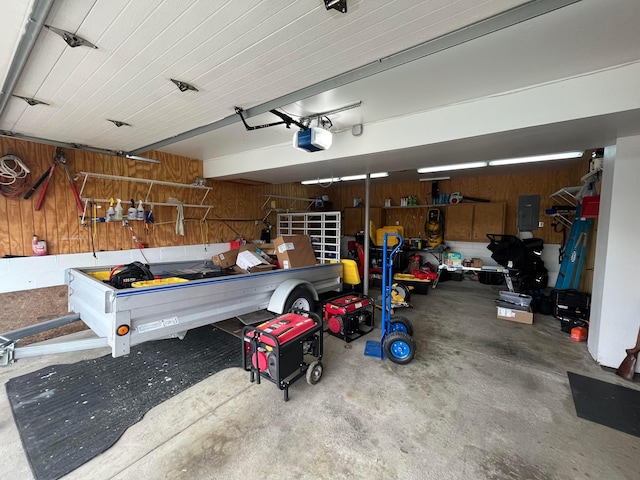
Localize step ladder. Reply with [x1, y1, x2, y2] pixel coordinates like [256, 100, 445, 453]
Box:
[555, 204, 592, 290]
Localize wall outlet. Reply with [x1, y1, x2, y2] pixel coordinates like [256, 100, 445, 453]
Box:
[538, 221, 544, 228]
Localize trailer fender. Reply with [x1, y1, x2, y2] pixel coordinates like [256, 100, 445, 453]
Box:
[268, 279, 318, 314]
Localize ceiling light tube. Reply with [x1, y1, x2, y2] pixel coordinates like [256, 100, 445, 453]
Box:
[488, 151, 583, 166]
[419, 176, 451, 182]
[417, 162, 487, 174]
[340, 172, 389, 181]
[301, 177, 340, 185]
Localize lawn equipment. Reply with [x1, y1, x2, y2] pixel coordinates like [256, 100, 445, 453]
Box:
[365, 233, 417, 364]
[323, 293, 375, 343]
[242, 309, 323, 401]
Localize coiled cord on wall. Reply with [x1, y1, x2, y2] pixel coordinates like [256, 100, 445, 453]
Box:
[0, 153, 30, 198]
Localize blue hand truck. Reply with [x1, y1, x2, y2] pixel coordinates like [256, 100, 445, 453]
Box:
[365, 233, 416, 364]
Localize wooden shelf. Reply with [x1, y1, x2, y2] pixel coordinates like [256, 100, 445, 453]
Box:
[76, 171, 215, 222]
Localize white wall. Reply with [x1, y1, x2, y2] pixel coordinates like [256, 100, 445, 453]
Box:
[0, 243, 230, 293]
[589, 136, 640, 369]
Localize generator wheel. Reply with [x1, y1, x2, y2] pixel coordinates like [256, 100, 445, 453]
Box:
[284, 286, 315, 313]
[383, 332, 416, 365]
[390, 316, 414, 336]
[306, 360, 323, 385]
[392, 282, 411, 302]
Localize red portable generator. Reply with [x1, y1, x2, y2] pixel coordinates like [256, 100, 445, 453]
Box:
[242, 309, 323, 401]
[323, 293, 375, 343]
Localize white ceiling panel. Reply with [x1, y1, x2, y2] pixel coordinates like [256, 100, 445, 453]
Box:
[3, 0, 640, 185]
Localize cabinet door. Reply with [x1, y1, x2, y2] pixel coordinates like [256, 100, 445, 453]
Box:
[472, 202, 506, 240]
[444, 204, 474, 240]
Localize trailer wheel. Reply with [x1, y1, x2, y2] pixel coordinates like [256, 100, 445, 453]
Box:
[306, 360, 323, 385]
[284, 286, 315, 313]
[383, 332, 416, 365]
[390, 316, 414, 336]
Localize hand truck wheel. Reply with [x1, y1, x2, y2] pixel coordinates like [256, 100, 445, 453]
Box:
[383, 332, 416, 365]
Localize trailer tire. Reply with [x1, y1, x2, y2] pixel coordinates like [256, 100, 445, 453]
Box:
[284, 286, 315, 313]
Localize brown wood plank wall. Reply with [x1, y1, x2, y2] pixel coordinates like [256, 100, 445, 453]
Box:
[326, 159, 592, 244]
[0, 137, 325, 256]
[1, 135, 593, 257]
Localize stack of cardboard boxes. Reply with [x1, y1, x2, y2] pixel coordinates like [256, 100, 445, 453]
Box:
[212, 235, 318, 273]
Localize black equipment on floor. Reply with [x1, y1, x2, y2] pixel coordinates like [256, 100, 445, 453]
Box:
[323, 293, 375, 343]
[242, 309, 323, 401]
[486, 234, 548, 292]
[551, 289, 591, 332]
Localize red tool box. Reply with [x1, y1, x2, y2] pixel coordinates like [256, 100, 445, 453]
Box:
[323, 293, 375, 343]
[242, 310, 323, 401]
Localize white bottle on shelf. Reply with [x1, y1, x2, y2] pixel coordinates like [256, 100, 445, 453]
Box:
[136, 200, 144, 220]
[127, 199, 137, 220]
[114, 199, 123, 221]
[106, 198, 115, 222]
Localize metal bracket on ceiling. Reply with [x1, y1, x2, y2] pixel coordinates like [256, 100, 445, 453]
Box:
[171, 79, 199, 92]
[107, 119, 131, 128]
[45, 25, 98, 49]
[324, 0, 347, 14]
[12, 95, 49, 106]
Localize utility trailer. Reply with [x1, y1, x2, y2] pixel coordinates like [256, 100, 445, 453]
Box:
[0, 260, 343, 365]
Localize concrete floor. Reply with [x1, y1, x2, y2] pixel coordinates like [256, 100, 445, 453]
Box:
[2, 279, 639, 479]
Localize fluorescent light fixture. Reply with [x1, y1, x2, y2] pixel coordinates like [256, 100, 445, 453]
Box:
[488, 151, 583, 166]
[417, 162, 487, 174]
[419, 176, 450, 182]
[340, 172, 389, 181]
[301, 177, 341, 185]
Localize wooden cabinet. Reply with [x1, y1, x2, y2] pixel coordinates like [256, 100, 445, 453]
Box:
[445, 202, 506, 242]
[342, 207, 381, 236]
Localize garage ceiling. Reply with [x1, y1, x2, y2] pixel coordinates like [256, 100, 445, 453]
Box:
[2, 0, 640, 184]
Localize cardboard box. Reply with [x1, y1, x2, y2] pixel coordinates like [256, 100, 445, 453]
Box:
[273, 235, 317, 269]
[212, 244, 257, 269]
[497, 306, 534, 325]
[258, 243, 275, 256]
[445, 252, 462, 268]
[236, 250, 270, 271]
[471, 258, 483, 268]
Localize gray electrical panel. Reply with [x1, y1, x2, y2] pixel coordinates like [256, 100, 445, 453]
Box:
[517, 195, 540, 231]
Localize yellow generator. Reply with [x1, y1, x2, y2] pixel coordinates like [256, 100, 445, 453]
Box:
[426, 208, 444, 247]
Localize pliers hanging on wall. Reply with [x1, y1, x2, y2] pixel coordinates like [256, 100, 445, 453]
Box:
[23, 147, 83, 212]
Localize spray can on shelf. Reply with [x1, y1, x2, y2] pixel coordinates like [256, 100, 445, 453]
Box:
[32, 235, 47, 256]
[136, 200, 144, 220]
[114, 198, 123, 221]
[127, 199, 137, 220]
[106, 198, 115, 222]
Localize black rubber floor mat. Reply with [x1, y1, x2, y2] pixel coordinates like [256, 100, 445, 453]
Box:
[6, 326, 241, 480]
[568, 371, 640, 437]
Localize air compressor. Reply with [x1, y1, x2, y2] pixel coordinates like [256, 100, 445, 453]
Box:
[425, 208, 444, 247]
[323, 293, 375, 343]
